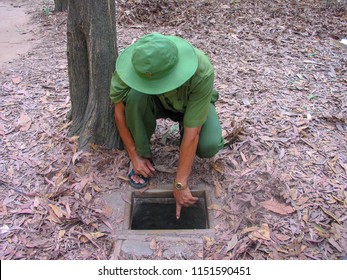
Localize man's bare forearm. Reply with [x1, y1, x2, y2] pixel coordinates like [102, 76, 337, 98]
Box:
[113, 102, 137, 161]
[175, 126, 202, 185]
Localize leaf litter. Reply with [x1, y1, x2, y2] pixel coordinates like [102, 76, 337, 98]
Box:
[0, 0, 347, 260]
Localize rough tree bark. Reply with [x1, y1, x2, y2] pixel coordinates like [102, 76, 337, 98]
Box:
[54, 0, 68, 12]
[67, 0, 121, 150]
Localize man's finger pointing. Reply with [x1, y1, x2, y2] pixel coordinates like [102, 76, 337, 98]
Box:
[176, 202, 182, 220]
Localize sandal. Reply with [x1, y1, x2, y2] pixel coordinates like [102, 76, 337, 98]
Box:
[127, 169, 149, 189]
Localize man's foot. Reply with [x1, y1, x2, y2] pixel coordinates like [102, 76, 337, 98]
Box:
[127, 169, 149, 189]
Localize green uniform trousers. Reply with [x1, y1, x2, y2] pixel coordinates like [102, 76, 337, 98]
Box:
[124, 89, 224, 159]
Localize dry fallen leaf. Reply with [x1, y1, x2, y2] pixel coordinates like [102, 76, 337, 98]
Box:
[75, 177, 89, 192]
[12, 76, 22, 84]
[302, 208, 309, 223]
[240, 151, 248, 162]
[48, 211, 62, 224]
[296, 196, 309, 206]
[226, 234, 238, 252]
[248, 224, 271, 241]
[150, 238, 157, 250]
[241, 226, 260, 235]
[58, 230, 66, 239]
[260, 199, 295, 215]
[320, 206, 341, 224]
[208, 204, 222, 211]
[274, 233, 291, 242]
[17, 112, 32, 131]
[211, 161, 224, 174]
[79, 232, 100, 248]
[65, 202, 71, 219]
[0, 205, 8, 216]
[289, 188, 298, 201]
[79, 235, 89, 243]
[213, 177, 223, 198]
[90, 232, 105, 239]
[116, 175, 129, 182]
[203, 236, 215, 247]
[33, 196, 40, 208]
[154, 164, 176, 174]
[328, 238, 343, 253]
[72, 150, 84, 165]
[48, 204, 65, 218]
[84, 192, 92, 202]
[0, 123, 5, 136]
[313, 223, 329, 238]
[101, 205, 113, 218]
[92, 184, 101, 192]
[0, 225, 10, 234]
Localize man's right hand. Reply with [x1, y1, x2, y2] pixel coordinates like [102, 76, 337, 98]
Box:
[131, 155, 155, 182]
[114, 102, 155, 183]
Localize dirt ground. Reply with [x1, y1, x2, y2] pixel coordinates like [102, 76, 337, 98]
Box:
[0, 0, 346, 260]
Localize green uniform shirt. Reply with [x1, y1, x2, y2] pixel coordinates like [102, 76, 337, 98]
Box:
[110, 48, 218, 128]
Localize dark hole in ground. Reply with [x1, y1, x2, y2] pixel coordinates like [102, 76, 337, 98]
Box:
[130, 191, 209, 230]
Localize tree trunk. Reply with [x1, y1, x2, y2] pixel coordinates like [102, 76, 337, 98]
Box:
[54, 0, 68, 12]
[67, 0, 121, 150]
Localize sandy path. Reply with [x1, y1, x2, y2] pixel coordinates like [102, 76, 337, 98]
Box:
[0, 0, 37, 66]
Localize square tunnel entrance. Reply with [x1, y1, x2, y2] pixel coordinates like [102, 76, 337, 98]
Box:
[130, 190, 210, 230]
